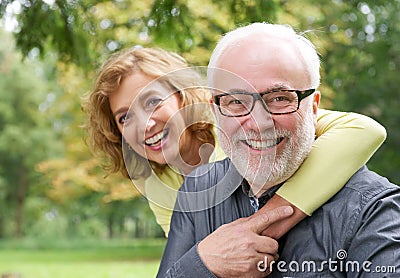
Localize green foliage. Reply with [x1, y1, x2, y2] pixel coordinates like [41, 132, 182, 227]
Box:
[147, 0, 194, 51]
[14, 0, 96, 68]
[219, 0, 280, 24]
[146, 0, 280, 53]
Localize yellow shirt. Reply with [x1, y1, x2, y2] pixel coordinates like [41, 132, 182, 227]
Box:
[142, 109, 386, 236]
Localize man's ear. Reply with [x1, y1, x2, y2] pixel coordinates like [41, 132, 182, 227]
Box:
[313, 91, 321, 115]
[210, 98, 216, 115]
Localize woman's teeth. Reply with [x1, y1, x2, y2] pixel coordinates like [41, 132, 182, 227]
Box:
[145, 130, 168, 146]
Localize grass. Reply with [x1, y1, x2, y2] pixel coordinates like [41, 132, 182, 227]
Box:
[0, 238, 167, 278]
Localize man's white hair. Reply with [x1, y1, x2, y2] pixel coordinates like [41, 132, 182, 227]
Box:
[207, 22, 321, 89]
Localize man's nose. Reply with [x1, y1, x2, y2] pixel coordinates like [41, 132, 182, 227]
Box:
[244, 100, 274, 131]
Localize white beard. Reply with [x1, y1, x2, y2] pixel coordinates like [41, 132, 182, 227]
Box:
[218, 108, 316, 195]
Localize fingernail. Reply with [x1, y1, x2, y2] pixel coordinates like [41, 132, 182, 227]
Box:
[284, 206, 294, 215]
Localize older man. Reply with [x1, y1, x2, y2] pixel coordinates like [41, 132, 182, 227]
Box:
[157, 23, 400, 277]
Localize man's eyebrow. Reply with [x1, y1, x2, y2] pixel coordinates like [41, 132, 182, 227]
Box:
[228, 84, 288, 93]
[228, 88, 251, 93]
[274, 83, 286, 88]
[258, 85, 293, 93]
[266, 84, 288, 91]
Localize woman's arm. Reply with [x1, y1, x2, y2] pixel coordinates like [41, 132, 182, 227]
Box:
[261, 108, 386, 239]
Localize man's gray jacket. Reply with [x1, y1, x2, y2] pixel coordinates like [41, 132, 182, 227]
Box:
[157, 158, 400, 277]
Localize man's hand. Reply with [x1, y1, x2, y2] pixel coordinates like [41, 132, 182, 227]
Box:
[260, 194, 307, 239]
[197, 206, 293, 277]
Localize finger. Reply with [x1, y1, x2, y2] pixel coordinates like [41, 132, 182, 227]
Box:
[249, 205, 294, 234]
[254, 236, 279, 255]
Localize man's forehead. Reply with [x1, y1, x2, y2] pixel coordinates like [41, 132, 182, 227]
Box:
[211, 36, 310, 92]
[212, 72, 287, 94]
[220, 33, 296, 57]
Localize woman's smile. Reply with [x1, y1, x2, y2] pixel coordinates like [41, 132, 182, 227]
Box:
[145, 128, 170, 150]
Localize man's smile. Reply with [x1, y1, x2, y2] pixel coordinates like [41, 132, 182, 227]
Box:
[243, 137, 284, 150]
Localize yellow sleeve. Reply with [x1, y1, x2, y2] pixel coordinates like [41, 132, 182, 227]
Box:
[144, 167, 183, 237]
[276, 108, 386, 215]
[147, 200, 173, 237]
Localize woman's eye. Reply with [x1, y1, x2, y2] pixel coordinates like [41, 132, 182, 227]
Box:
[118, 112, 132, 125]
[118, 114, 127, 124]
[145, 97, 163, 109]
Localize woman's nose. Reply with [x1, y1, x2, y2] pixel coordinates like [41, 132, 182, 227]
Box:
[145, 117, 157, 132]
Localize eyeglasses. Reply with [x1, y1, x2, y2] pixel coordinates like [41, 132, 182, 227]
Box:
[213, 89, 315, 117]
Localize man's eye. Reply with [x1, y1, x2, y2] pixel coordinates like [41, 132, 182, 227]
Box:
[274, 96, 290, 102]
[266, 94, 294, 103]
[229, 99, 245, 105]
[224, 96, 250, 106]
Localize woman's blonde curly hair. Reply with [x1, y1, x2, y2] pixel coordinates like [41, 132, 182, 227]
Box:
[82, 47, 215, 180]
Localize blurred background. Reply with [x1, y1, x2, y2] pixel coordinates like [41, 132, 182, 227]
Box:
[0, 0, 399, 277]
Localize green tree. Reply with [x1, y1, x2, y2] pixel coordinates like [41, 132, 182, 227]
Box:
[0, 30, 63, 237]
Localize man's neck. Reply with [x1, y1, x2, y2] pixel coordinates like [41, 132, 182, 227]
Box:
[242, 180, 283, 211]
[243, 179, 283, 199]
[250, 181, 283, 198]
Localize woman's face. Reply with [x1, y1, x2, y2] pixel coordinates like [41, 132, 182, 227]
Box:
[109, 71, 186, 166]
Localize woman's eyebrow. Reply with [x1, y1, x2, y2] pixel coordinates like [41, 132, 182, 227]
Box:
[113, 106, 128, 118]
[135, 89, 164, 103]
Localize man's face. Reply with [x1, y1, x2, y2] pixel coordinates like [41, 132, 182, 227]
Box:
[211, 36, 319, 195]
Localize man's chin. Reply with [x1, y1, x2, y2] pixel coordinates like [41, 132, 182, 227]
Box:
[232, 156, 274, 184]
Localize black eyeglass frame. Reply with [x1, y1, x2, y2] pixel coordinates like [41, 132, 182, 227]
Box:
[213, 89, 316, 117]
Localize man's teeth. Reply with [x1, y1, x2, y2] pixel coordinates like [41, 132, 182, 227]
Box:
[245, 139, 280, 150]
[145, 130, 168, 145]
